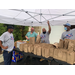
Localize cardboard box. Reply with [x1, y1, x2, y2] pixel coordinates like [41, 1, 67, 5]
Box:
[14, 40, 23, 48]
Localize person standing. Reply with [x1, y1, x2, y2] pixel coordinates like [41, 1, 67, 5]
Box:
[40, 21, 51, 62]
[61, 23, 75, 40]
[25, 27, 38, 64]
[25, 27, 38, 41]
[40, 20, 51, 43]
[0, 26, 14, 65]
[58, 23, 74, 65]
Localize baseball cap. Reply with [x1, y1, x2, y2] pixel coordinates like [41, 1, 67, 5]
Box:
[7, 26, 14, 29]
[64, 23, 71, 27]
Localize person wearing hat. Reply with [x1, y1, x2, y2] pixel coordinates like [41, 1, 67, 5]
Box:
[57, 23, 74, 65]
[61, 23, 75, 40]
[0, 25, 14, 65]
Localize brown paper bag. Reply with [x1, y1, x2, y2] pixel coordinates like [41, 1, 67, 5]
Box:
[68, 48, 74, 52]
[53, 43, 59, 48]
[49, 48, 54, 57]
[31, 45, 34, 53]
[56, 49, 67, 62]
[36, 46, 42, 56]
[72, 40, 75, 51]
[28, 44, 34, 53]
[53, 49, 59, 59]
[67, 51, 74, 64]
[57, 49, 63, 60]
[64, 39, 69, 49]
[68, 40, 75, 51]
[59, 39, 64, 48]
[36, 36, 41, 44]
[27, 44, 32, 53]
[24, 44, 29, 53]
[73, 52, 75, 64]
[62, 50, 67, 62]
[29, 37, 35, 44]
[73, 46, 75, 52]
[68, 40, 74, 48]
[42, 46, 45, 57]
[34, 44, 39, 55]
[44, 47, 50, 58]
[40, 43, 54, 48]
[20, 43, 25, 51]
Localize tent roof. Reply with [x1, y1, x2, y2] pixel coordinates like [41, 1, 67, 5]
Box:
[0, 9, 75, 26]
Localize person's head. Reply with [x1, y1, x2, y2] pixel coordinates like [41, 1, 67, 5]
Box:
[64, 23, 71, 31]
[7, 26, 14, 33]
[42, 28, 46, 34]
[31, 27, 34, 33]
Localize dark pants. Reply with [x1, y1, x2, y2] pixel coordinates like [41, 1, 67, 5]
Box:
[3, 50, 12, 65]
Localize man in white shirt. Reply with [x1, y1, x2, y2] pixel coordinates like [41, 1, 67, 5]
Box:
[0, 26, 14, 65]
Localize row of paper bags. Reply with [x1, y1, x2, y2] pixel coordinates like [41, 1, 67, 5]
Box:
[19, 43, 75, 65]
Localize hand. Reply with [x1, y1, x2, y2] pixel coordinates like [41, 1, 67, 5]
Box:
[37, 35, 40, 37]
[47, 20, 50, 25]
[2, 46, 8, 49]
[27, 37, 29, 40]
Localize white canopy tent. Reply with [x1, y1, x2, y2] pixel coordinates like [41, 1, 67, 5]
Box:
[0, 9, 75, 26]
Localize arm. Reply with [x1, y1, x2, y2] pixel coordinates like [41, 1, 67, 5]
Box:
[0, 33, 8, 49]
[25, 32, 29, 40]
[0, 41, 8, 49]
[47, 20, 51, 34]
[25, 36, 29, 40]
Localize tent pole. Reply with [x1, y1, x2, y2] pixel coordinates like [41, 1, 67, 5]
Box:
[40, 9, 41, 22]
[42, 10, 75, 22]
[41, 15, 47, 21]
[14, 14, 39, 24]
[26, 12, 40, 22]
[10, 9, 75, 16]
[10, 9, 39, 15]
[26, 14, 39, 20]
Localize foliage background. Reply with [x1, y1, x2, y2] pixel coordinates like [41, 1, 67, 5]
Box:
[0, 23, 29, 41]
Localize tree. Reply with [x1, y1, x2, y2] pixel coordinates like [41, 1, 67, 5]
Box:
[0, 23, 7, 36]
[0, 23, 29, 41]
[13, 25, 29, 41]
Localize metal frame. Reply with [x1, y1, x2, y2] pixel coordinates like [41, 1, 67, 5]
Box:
[42, 10, 75, 22]
[9, 9, 75, 25]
